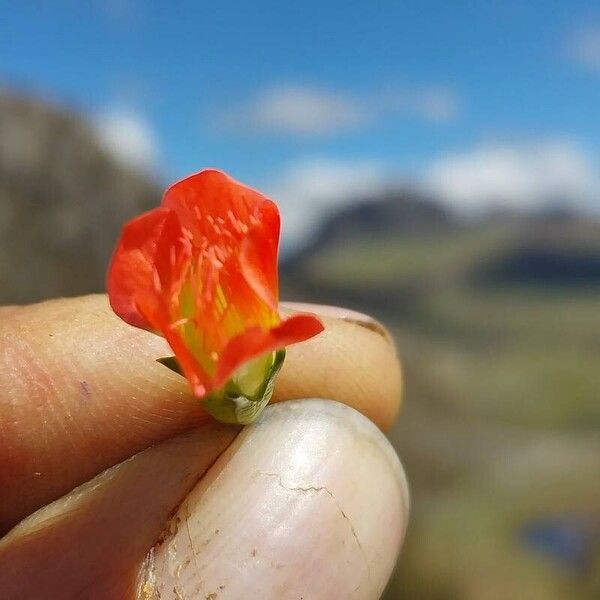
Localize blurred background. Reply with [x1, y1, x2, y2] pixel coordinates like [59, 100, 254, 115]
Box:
[1, 1, 599, 598]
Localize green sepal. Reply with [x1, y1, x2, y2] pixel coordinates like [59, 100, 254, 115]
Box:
[202, 349, 286, 425]
[156, 356, 183, 376]
[156, 350, 286, 425]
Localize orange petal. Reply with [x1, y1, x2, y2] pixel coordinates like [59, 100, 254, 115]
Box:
[107, 208, 172, 331]
[162, 169, 270, 239]
[240, 199, 280, 310]
[136, 293, 213, 398]
[214, 313, 324, 389]
[152, 210, 192, 295]
[163, 169, 280, 308]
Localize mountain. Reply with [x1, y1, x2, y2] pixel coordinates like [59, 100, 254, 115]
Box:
[0, 90, 161, 304]
[282, 186, 600, 312]
[285, 189, 456, 265]
[278, 181, 600, 600]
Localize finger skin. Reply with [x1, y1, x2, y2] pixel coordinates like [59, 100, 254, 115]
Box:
[0, 295, 401, 532]
[0, 421, 239, 599]
[278, 303, 402, 431]
[0, 401, 408, 600]
[1, 295, 205, 533]
[141, 400, 409, 600]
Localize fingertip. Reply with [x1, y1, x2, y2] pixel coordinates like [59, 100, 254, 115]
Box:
[275, 305, 403, 430]
[140, 400, 409, 600]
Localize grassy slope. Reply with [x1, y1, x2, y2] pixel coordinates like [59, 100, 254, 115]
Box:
[283, 222, 600, 600]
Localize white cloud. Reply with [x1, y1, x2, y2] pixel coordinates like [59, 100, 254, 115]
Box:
[230, 85, 366, 136]
[218, 83, 460, 137]
[568, 26, 600, 72]
[265, 158, 392, 250]
[382, 86, 460, 123]
[94, 108, 158, 170]
[413, 87, 461, 122]
[422, 140, 600, 213]
[267, 141, 599, 251]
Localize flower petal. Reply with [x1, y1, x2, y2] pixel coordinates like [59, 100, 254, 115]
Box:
[164, 169, 280, 308]
[136, 294, 213, 398]
[107, 207, 172, 330]
[214, 313, 324, 388]
[108, 207, 214, 394]
[240, 199, 280, 309]
[162, 169, 268, 240]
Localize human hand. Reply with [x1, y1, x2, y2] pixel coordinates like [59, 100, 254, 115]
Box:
[0, 295, 408, 599]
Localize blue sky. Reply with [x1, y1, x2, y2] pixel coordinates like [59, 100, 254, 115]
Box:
[1, 0, 599, 245]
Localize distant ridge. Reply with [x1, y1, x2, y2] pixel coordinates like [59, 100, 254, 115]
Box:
[281, 182, 600, 312]
[284, 189, 456, 270]
[0, 90, 161, 304]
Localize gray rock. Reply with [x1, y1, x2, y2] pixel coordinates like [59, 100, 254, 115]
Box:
[0, 90, 161, 304]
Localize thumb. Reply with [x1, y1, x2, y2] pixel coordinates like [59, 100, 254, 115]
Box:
[0, 400, 409, 600]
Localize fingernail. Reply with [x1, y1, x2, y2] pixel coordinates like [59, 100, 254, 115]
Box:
[280, 302, 391, 340]
[138, 400, 409, 600]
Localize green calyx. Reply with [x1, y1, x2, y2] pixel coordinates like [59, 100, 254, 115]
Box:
[157, 349, 286, 425]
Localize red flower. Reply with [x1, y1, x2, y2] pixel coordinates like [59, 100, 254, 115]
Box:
[107, 169, 323, 405]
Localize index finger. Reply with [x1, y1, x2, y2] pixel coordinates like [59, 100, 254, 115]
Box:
[0, 294, 401, 532]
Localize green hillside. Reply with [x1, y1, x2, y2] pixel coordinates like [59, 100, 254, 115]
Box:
[283, 215, 600, 600]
